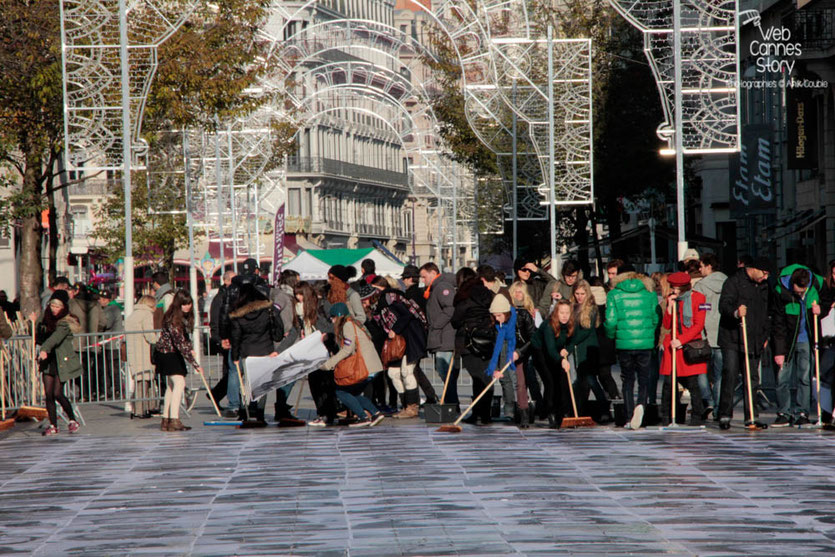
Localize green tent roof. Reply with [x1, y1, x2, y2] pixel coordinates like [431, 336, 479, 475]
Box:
[305, 248, 374, 267]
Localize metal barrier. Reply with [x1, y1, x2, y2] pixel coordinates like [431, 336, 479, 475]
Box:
[0, 326, 225, 416]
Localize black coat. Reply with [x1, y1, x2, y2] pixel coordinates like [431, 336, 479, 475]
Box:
[404, 284, 427, 312]
[220, 272, 268, 340]
[718, 269, 771, 354]
[375, 288, 427, 365]
[229, 299, 284, 361]
[451, 279, 494, 355]
[514, 308, 537, 360]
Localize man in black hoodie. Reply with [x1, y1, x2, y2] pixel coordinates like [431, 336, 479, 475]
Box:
[716, 257, 773, 429]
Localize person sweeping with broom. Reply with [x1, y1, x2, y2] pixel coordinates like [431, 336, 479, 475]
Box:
[660, 272, 708, 426]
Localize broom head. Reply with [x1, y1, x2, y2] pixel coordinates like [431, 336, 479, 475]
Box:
[0, 418, 14, 431]
[436, 424, 463, 433]
[237, 419, 268, 429]
[561, 416, 596, 428]
[17, 406, 48, 420]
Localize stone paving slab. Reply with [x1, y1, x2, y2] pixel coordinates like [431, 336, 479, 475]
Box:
[2, 414, 835, 556]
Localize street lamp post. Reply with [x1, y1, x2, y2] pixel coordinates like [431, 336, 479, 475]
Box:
[118, 0, 134, 315]
[673, 0, 688, 260]
[547, 26, 558, 272]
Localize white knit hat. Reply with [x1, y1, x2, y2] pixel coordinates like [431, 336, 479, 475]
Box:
[489, 294, 511, 314]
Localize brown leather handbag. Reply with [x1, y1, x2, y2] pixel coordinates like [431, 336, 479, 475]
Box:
[381, 333, 406, 366]
[334, 322, 370, 386]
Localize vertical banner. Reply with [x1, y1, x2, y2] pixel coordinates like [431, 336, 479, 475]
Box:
[787, 89, 818, 170]
[729, 124, 775, 217]
[272, 204, 285, 285]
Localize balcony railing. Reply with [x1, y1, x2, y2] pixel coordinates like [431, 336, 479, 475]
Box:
[287, 156, 409, 188]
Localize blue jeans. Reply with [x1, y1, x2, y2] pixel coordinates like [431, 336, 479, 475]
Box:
[336, 377, 379, 418]
[226, 353, 241, 411]
[617, 350, 651, 419]
[777, 341, 812, 416]
[820, 345, 835, 414]
[648, 348, 661, 405]
[709, 348, 723, 408]
[434, 351, 460, 404]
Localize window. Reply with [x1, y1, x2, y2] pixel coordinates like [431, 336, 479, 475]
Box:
[288, 188, 301, 215]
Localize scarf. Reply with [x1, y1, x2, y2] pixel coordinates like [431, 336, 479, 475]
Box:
[423, 274, 438, 300]
[677, 290, 694, 328]
[374, 290, 427, 332]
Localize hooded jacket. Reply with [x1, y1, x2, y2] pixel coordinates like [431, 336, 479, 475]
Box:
[604, 273, 661, 350]
[220, 271, 268, 340]
[230, 299, 284, 361]
[451, 278, 494, 355]
[693, 271, 728, 348]
[717, 268, 771, 353]
[425, 272, 457, 352]
[771, 264, 823, 358]
[36, 315, 83, 382]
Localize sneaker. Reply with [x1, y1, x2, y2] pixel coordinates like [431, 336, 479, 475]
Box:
[42, 425, 58, 437]
[349, 418, 371, 428]
[369, 413, 385, 427]
[307, 417, 328, 427]
[702, 406, 714, 421]
[719, 417, 731, 430]
[222, 409, 240, 419]
[772, 414, 792, 428]
[795, 413, 811, 426]
[67, 420, 80, 433]
[630, 404, 644, 430]
[623, 423, 633, 430]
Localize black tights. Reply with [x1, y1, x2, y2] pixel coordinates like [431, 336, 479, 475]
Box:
[43, 374, 75, 427]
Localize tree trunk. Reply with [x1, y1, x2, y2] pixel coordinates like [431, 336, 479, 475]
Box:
[47, 176, 58, 286]
[19, 147, 44, 318]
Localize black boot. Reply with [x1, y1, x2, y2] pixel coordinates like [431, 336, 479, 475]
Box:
[518, 408, 530, 429]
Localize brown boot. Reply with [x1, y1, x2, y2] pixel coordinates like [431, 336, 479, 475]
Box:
[169, 419, 192, 431]
[393, 404, 419, 419]
[160, 418, 170, 432]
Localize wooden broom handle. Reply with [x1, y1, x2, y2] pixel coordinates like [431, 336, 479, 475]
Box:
[439, 353, 455, 405]
[452, 360, 512, 427]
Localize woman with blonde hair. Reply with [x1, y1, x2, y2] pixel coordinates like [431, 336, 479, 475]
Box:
[125, 295, 159, 419]
[570, 280, 614, 417]
[508, 281, 542, 425]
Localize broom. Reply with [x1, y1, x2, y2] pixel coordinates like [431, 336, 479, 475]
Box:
[437, 360, 512, 433]
[0, 349, 14, 431]
[562, 354, 595, 428]
[810, 307, 823, 428]
[741, 314, 765, 430]
[660, 306, 704, 431]
[18, 315, 47, 420]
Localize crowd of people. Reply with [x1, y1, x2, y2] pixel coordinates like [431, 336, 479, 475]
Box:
[12, 249, 835, 435]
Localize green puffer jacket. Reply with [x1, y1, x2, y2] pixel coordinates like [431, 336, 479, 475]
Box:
[604, 276, 661, 350]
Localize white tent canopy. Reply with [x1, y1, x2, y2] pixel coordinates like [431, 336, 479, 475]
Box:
[283, 248, 405, 281]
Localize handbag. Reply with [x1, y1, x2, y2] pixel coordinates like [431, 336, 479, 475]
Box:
[334, 322, 370, 386]
[381, 334, 406, 366]
[466, 326, 497, 360]
[677, 310, 711, 364]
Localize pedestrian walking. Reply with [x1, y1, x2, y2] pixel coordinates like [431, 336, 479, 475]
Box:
[31, 290, 82, 436]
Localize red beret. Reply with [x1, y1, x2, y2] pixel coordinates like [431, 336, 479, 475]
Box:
[668, 271, 691, 287]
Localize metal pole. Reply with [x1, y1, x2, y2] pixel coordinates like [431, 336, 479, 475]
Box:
[119, 0, 134, 315]
[650, 216, 657, 268]
[227, 123, 238, 273]
[452, 167, 458, 270]
[254, 182, 260, 264]
[214, 118, 225, 281]
[512, 78, 518, 263]
[673, 0, 688, 260]
[184, 132, 201, 362]
[547, 26, 558, 271]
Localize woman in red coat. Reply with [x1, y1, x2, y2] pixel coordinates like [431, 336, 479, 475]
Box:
[661, 271, 708, 425]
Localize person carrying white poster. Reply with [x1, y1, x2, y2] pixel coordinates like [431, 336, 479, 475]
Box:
[244, 333, 330, 402]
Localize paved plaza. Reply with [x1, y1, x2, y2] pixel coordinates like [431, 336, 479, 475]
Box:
[2, 403, 835, 556]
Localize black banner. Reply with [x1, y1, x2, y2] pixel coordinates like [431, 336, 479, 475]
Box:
[730, 124, 776, 218]
[787, 89, 818, 170]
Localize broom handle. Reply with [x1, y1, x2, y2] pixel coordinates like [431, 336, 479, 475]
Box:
[236, 360, 248, 402]
[814, 308, 822, 425]
[1, 348, 6, 421]
[439, 353, 455, 405]
[671, 303, 677, 425]
[196, 370, 222, 417]
[741, 314, 756, 424]
[30, 318, 36, 406]
[294, 378, 305, 409]
[452, 360, 512, 427]
[564, 353, 579, 418]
